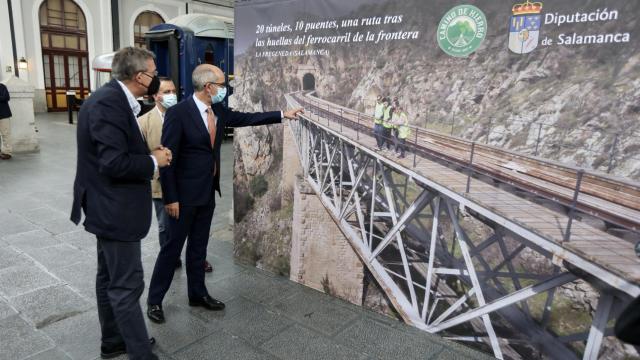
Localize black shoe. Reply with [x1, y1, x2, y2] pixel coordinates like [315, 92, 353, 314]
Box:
[189, 295, 225, 311]
[147, 304, 165, 323]
[100, 343, 126, 359]
[175, 259, 182, 269]
[100, 338, 156, 359]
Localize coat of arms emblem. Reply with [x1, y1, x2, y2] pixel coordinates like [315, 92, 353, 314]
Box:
[508, 1, 543, 54]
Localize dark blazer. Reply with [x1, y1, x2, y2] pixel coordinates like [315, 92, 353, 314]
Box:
[70, 79, 155, 241]
[0, 83, 12, 119]
[160, 96, 281, 207]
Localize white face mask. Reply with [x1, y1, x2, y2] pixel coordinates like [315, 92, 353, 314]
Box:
[210, 86, 227, 104]
[160, 94, 177, 109]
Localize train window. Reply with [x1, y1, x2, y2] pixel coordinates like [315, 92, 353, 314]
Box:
[134, 11, 164, 48]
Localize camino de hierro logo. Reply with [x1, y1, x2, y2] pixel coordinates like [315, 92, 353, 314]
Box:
[508, 1, 543, 54]
[437, 4, 487, 57]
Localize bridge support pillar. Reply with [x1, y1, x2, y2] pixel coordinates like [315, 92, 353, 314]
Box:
[290, 175, 365, 305]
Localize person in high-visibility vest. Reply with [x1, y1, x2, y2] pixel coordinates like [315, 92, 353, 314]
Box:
[381, 98, 394, 151]
[373, 95, 385, 150]
[393, 105, 410, 158]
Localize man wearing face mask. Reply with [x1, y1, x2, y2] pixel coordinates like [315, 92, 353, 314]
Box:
[146, 64, 303, 323]
[137, 77, 177, 258]
[138, 78, 215, 272]
[71, 47, 171, 360]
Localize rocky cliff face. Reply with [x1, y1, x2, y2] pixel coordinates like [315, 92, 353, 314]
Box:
[231, 54, 293, 274]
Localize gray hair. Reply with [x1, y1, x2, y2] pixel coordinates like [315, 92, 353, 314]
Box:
[192, 65, 219, 91]
[111, 47, 156, 81]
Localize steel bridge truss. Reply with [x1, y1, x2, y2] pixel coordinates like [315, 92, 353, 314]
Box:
[287, 115, 633, 360]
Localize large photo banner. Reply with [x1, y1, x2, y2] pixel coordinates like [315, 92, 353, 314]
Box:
[232, 1, 639, 359]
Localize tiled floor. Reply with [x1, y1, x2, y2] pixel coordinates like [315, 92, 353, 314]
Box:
[0, 113, 492, 360]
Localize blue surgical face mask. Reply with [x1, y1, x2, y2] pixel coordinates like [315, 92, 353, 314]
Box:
[160, 94, 177, 109]
[211, 86, 227, 104]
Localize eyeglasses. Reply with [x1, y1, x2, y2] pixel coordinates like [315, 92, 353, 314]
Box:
[208, 81, 228, 88]
[140, 70, 158, 78]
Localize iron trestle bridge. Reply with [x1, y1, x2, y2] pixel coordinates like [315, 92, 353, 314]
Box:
[284, 91, 640, 360]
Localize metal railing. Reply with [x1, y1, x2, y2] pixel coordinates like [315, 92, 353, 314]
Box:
[293, 92, 640, 242]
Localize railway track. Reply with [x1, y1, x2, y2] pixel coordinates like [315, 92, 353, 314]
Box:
[292, 91, 640, 234]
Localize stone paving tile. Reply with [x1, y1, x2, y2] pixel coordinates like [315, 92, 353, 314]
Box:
[54, 230, 96, 252]
[23, 347, 72, 360]
[0, 197, 44, 214]
[0, 298, 18, 320]
[261, 324, 369, 360]
[51, 260, 97, 300]
[92, 350, 176, 360]
[187, 294, 253, 325]
[144, 305, 219, 354]
[270, 287, 360, 336]
[213, 269, 298, 306]
[219, 299, 293, 345]
[17, 206, 69, 227]
[0, 246, 31, 270]
[42, 310, 101, 360]
[0, 214, 40, 237]
[10, 285, 92, 329]
[0, 265, 61, 298]
[335, 317, 444, 359]
[22, 243, 85, 270]
[0, 315, 54, 360]
[173, 330, 275, 360]
[41, 218, 80, 236]
[204, 253, 249, 283]
[3, 229, 61, 251]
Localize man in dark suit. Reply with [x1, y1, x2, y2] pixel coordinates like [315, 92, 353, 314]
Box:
[0, 82, 12, 160]
[70, 47, 171, 360]
[146, 64, 303, 322]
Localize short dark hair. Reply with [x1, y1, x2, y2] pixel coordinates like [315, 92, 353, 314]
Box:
[111, 47, 156, 81]
[159, 76, 172, 82]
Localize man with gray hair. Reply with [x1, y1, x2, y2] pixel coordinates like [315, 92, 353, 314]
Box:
[146, 64, 303, 323]
[71, 46, 172, 360]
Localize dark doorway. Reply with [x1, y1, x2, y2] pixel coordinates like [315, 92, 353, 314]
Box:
[302, 73, 315, 90]
[204, 44, 214, 65]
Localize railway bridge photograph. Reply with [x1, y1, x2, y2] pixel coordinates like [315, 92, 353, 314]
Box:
[0, 0, 639, 359]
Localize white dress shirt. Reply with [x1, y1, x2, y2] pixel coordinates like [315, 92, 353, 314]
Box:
[156, 105, 165, 123]
[117, 80, 158, 170]
[191, 94, 285, 130]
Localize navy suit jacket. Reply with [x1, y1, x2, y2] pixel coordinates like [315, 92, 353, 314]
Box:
[70, 79, 155, 241]
[0, 83, 12, 119]
[160, 97, 281, 207]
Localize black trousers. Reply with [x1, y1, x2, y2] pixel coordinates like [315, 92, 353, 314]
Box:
[96, 237, 155, 360]
[381, 127, 393, 149]
[147, 199, 215, 305]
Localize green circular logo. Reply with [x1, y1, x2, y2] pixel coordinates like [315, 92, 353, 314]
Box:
[437, 5, 487, 57]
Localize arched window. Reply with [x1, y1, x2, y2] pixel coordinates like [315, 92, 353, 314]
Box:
[134, 11, 164, 48]
[39, 0, 89, 111]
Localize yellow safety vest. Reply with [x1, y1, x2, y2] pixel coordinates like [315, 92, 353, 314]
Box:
[398, 113, 410, 139]
[382, 106, 393, 128]
[374, 102, 384, 124]
[391, 112, 402, 129]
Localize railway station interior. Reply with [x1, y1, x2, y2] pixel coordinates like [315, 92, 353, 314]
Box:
[0, 0, 639, 359]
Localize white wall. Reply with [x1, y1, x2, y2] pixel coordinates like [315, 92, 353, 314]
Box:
[119, 0, 181, 49]
[0, 5, 16, 82]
